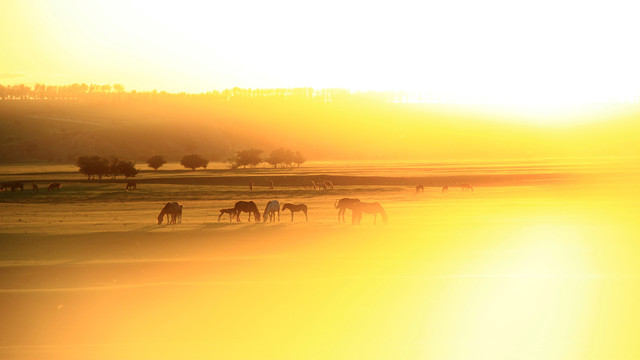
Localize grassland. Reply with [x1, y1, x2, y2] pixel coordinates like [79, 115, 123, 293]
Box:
[1, 159, 640, 360]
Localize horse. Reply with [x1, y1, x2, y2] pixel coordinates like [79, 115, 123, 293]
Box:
[269, 180, 274, 190]
[218, 208, 237, 222]
[234, 201, 261, 222]
[317, 182, 327, 191]
[157, 202, 182, 225]
[47, 183, 61, 192]
[32, 183, 38, 193]
[416, 184, 424, 192]
[126, 182, 136, 191]
[282, 203, 308, 222]
[441, 185, 449, 193]
[334, 198, 360, 222]
[461, 183, 474, 192]
[324, 180, 334, 190]
[249, 181, 254, 191]
[2, 182, 24, 192]
[351, 202, 388, 225]
[263, 200, 280, 222]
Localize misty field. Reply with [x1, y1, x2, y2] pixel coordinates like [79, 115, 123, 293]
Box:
[1, 160, 640, 360]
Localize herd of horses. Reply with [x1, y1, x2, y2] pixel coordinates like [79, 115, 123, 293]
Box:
[159, 197, 389, 225]
[1, 182, 62, 192]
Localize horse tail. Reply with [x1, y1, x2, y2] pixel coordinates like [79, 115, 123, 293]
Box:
[379, 205, 388, 224]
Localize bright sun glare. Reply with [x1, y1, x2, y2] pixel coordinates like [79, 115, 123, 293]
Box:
[2, 0, 639, 105]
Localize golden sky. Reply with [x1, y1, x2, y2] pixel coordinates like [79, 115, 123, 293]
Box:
[2, 0, 640, 102]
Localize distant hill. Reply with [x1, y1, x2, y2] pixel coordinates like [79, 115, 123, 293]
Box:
[1, 97, 639, 164]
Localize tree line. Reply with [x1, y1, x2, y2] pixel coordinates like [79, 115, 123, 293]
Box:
[149, 148, 306, 171]
[76, 156, 138, 180]
[0, 83, 422, 103]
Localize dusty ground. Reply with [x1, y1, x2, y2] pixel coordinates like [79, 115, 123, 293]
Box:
[1, 161, 640, 360]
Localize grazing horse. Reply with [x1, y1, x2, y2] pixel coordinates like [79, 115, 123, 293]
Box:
[416, 184, 424, 192]
[126, 182, 136, 191]
[351, 202, 388, 225]
[234, 201, 261, 222]
[249, 181, 254, 191]
[282, 203, 308, 222]
[47, 183, 61, 192]
[263, 200, 280, 222]
[157, 202, 182, 225]
[324, 180, 334, 190]
[334, 198, 361, 222]
[2, 182, 24, 192]
[441, 185, 449, 193]
[32, 183, 38, 193]
[218, 208, 237, 222]
[269, 180, 274, 190]
[461, 183, 474, 192]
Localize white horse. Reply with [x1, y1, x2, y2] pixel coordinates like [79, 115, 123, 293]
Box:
[263, 200, 280, 222]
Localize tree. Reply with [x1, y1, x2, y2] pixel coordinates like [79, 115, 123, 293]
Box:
[267, 147, 298, 168]
[108, 158, 138, 178]
[76, 155, 109, 180]
[147, 155, 166, 170]
[230, 148, 263, 168]
[292, 151, 305, 167]
[181, 154, 209, 170]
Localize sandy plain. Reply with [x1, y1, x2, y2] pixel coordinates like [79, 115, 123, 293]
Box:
[1, 159, 639, 360]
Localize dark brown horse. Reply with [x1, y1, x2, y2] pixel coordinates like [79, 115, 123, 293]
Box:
[126, 182, 137, 191]
[282, 203, 308, 222]
[47, 183, 62, 192]
[1, 182, 23, 192]
[234, 201, 261, 222]
[218, 208, 237, 222]
[416, 184, 424, 192]
[32, 183, 38, 193]
[334, 198, 360, 222]
[157, 202, 182, 225]
[461, 183, 474, 192]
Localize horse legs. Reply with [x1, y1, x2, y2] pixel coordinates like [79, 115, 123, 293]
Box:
[304, 210, 308, 221]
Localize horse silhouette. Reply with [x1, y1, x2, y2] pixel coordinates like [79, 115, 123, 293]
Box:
[218, 208, 237, 222]
[416, 184, 424, 192]
[441, 185, 449, 193]
[1, 182, 24, 192]
[334, 198, 360, 222]
[461, 183, 473, 192]
[351, 202, 388, 225]
[263, 200, 280, 222]
[47, 183, 61, 192]
[32, 183, 38, 193]
[234, 201, 261, 222]
[282, 203, 308, 222]
[157, 202, 182, 224]
[126, 182, 136, 191]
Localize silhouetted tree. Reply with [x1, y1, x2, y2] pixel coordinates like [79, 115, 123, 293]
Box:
[292, 151, 306, 167]
[107, 157, 139, 178]
[230, 148, 263, 168]
[181, 154, 209, 170]
[146, 155, 166, 170]
[76, 155, 109, 180]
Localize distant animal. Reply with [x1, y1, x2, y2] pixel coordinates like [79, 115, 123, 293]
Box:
[461, 183, 474, 192]
[351, 202, 388, 225]
[1, 182, 24, 192]
[47, 183, 61, 192]
[125, 182, 136, 191]
[157, 202, 182, 225]
[218, 208, 237, 222]
[441, 185, 449, 193]
[234, 200, 261, 222]
[317, 182, 327, 190]
[334, 198, 361, 222]
[304, 180, 316, 190]
[416, 184, 424, 192]
[32, 183, 38, 193]
[263, 200, 280, 222]
[249, 181, 254, 191]
[324, 180, 334, 190]
[269, 180, 274, 190]
[282, 203, 308, 222]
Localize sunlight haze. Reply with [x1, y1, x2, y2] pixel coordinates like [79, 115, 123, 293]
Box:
[2, 0, 640, 102]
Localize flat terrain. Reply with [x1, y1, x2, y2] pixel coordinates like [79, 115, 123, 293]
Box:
[1, 160, 640, 360]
